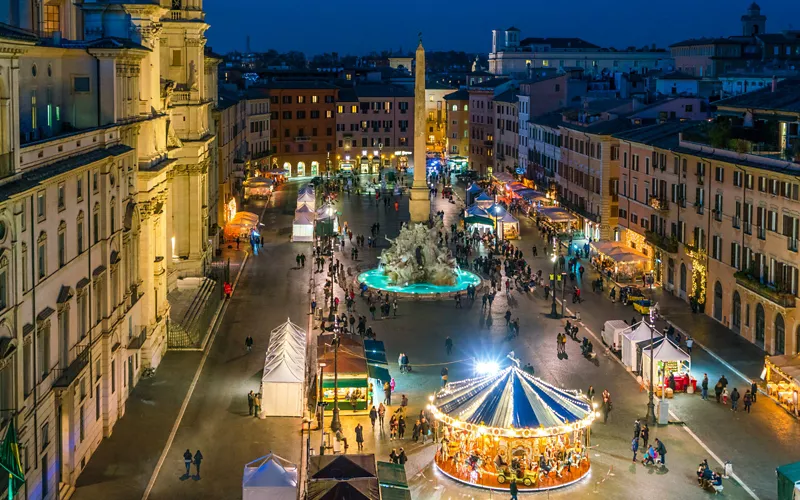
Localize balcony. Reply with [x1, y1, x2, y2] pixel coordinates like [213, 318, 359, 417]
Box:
[647, 196, 669, 212]
[735, 271, 796, 308]
[695, 203, 704, 215]
[294, 136, 311, 142]
[712, 208, 723, 222]
[645, 230, 679, 253]
[744, 222, 752, 235]
[484, 140, 494, 147]
[53, 342, 90, 388]
[127, 326, 147, 350]
[558, 197, 599, 223]
[732, 216, 740, 229]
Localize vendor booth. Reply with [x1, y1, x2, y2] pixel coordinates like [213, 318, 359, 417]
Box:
[297, 185, 316, 211]
[224, 211, 260, 242]
[308, 455, 380, 500]
[243, 177, 274, 201]
[474, 191, 494, 209]
[259, 319, 306, 417]
[601, 320, 631, 349]
[640, 338, 691, 391]
[621, 322, 662, 370]
[485, 204, 519, 241]
[364, 339, 391, 407]
[318, 334, 369, 413]
[536, 207, 578, 238]
[777, 461, 800, 500]
[377, 461, 411, 500]
[292, 210, 314, 242]
[315, 203, 340, 237]
[590, 241, 650, 283]
[764, 354, 800, 416]
[242, 453, 298, 500]
[430, 363, 594, 491]
[464, 205, 495, 229]
[466, 183, 484, 205]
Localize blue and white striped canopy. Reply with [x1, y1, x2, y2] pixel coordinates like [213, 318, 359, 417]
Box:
[433, 366, 592, 430]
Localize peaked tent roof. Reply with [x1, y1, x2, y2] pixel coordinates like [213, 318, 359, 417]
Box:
[623, 321, 661, 343]
[431, 366, 592, 436]
[298, 191, 315, 203]
[466, 183, 483, 194]
[474, 191, 493, 202]
[306, 479, 379, 500]
[309, 454, 377, 480]
[642, 337, 690, 363]
[262, 345, 305, 383]
[243, 453, 298, 488]
[296, 204, 313, 214]
[465, 205, 490, 218]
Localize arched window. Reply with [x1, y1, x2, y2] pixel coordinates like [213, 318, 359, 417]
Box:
[755, 303, 765, 348]
[774, 314, 785, 355]
[680, 263, 687, 293]
[76, 211, 84, 253]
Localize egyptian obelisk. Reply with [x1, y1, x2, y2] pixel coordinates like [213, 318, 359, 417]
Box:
[409, 35, 431, 223]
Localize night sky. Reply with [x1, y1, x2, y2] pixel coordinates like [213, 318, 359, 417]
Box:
[204, 0, 800, 56]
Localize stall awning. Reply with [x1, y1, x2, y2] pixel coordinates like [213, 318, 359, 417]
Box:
[767, 354, 800, 385]
[322, 377, 369, 389]
[492, 171, 515, 184]
[464, 215, 494, 226]
[537, 206, 575, 223]
[365, 349, 388, 365]
[591, 241, 649, 263]
[367, 365, 391, 383]
[518, 189, 548, 202]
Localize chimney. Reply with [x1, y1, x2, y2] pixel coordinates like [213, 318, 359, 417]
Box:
[772, 75, 777, 92]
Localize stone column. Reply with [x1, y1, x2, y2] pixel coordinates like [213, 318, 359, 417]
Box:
[409, 39, 431, 223]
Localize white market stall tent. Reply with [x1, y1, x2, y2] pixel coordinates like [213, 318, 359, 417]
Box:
[292, 210, 315, 242]
[242, 452, 298, 500]
[622, 322, 662, 370]
[259, 319, 307, 417]
[640, 338, 691, 384]
[297, 185, 316, 211]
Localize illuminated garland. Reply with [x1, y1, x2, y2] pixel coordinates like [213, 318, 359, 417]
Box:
[686, 247, 707, 305]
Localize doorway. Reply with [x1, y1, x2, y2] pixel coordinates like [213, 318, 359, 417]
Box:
[732, 292, 741, 334]
[755, 304, 765, 348]
[713, 281, 723, 321]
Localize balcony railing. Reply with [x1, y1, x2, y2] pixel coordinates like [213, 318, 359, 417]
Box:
[695, 203, 704, 215]
[127, 326, 147, 350]
[645, 230, 679, 253]
[789, 237, 798, 252]
[713, 208, 723, 222]
[757, 226, 766, 240]
[744, 222, 752, 235]
[734, 271, 796, 308]
[53, 341, 90, 388]
[294, 136, 310, 142]
[647, 196, 669, 211]
[732, 216, 740, 229]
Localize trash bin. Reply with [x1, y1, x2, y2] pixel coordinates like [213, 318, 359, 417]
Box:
[656, 399, 670, 425]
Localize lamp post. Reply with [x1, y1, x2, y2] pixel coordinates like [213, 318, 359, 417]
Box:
[645, 309, 656, 424]
[326, 151, 332, 179]
[318, 362, 327, 454]
[550, 255, 558, 318]
[561, 271, 567, 318]
[330, 334, 342, 433]
[327, 262, 335, 322]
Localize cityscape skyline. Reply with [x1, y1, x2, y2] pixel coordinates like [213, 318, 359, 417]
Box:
[206, 0, 800, 55]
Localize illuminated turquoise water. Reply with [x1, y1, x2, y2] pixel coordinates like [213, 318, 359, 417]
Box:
[357, 268, 482, 294]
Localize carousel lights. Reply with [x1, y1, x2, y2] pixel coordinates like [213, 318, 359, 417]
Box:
[475, 361, 500, 375]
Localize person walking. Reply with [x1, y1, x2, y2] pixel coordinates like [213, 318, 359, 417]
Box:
[587, 385, 595, 402]
[369, 406, 378, 428]
[389, 415, 398, 440]
[743, 390, 752, 413]
[398, 447, 408, 465]
[714, 380, 723, 403]
[193, 450, 203, 478]
[392, 299, 398, 317]
[730, 387, 740, 412]
[412, 419, 421, 442]
[640, 423, 650, 450]
[631, 436, 639, 462]
[355, 423, 364, 451]
[420, 418, 430, 444]
[556, 333, 563, 354]
[655, 439, 667, 465]
[383, 381, 391, 405]
[750, 379, 758, 403]
[441, 366, 449, 388]
[183, 449, 193, 477]
[398, 415, 406, 439]
[378, 403, 386, 428]
[561, 332, 567, 354]
[685, 336, 694, 355]
[510, 478, 519, 500]
[701, 374, 709, 400]
[247, 391, 254, 416]
[245, 336, 253, 352]
[633, 419, 641, 442]
[445, 336, 453, 356]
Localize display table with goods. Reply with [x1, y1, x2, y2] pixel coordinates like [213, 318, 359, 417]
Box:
[429, 361, 595, 491]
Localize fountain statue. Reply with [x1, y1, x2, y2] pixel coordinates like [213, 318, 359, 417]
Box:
[380, 220, 457, 286]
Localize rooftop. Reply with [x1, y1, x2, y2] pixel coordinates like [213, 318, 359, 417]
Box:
[714, 78, 800, 115]
[444, 89, 469, 101]
[0, 22, 38, 43]
[494, 89, 519, 104]
[519, 37, 600, 50]
[614, 121, 699, 148]
[670, 37, 742, 48]
[258, 80, 339, 90]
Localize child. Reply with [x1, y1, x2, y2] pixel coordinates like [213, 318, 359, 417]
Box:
[722, 387, 729, 405]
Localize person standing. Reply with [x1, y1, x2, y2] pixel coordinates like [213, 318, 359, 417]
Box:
[441, 367, 449, 387]
[193, 450, 203, 478]
[743, 390, 752, 413]
[510, 478, 519, 500]
[631, 436, 639, 462]
[247, 391, 254, 416]
[685, 336, 694, 354]
[378, 403, 386, 428]
[398, 415, 406, 438]
[355, 423, 364, 451]
[253, 393, 261, 417]
[392, 299, 398, 317]
[730, 387, 740, 412]
[587, 385, 595, 402]
[701, 374, 709, 400]
[183, 449, 193, 477]
[750, 379, 758, 403]
[445, 336, 453, 356]
[383, 381, 391, 405]
[556, 333, 563, 354]
[655, 439, 666, 465]
[640, 423, 650, 450]
[633, 419, 641, 442]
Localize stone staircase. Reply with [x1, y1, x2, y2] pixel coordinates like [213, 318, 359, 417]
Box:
[167, 277, 218, 349]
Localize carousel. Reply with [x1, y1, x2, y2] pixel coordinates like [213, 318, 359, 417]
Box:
[429, 361, 595, 491]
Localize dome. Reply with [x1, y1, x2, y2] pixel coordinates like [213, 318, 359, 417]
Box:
[431, 366, 593, 437]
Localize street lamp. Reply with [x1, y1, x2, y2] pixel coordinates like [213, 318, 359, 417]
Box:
[330, 334, 342, 433]
[645, 310, 656, 424]
[550, 255, 558, 318]
[318, 361, 327, 454]
[326, 151, 332, 179]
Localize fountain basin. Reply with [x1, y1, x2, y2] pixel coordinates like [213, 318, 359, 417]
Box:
[357, 267, 482, 298]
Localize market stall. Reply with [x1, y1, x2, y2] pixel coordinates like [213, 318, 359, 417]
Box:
[242, 453, 298, 500]
[640, 338, 691, 393]
[377, 461, 411, 500]
[764, 354, 800, 416]
[315, 203, 340, 236]
[621, 322, 662, 370]
[224, 211, 260, 242]
[259, 320, 306, 417]
[318, 334, 369, 413]
[243, 177, 274, 201]
[308, 455, 380, 500]
[430, 363, 594, 491]
[292, 210, 314, 242]
[484, 204, 519, 241]
[364, 339, 391, 407]
[297, 185, 316, 211]
[466, 183, 484, 205]
[590, 241, 650, 283]
[474, 191, 495, 209]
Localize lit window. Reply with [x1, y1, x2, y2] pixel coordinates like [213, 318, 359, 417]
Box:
[312, 95, 319, 103]
[43, 5, 60, 36]
[337, 105, 343, 113]
[542, 60, 549, 67]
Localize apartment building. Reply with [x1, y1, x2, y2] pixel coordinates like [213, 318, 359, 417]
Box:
[244, 88, 272, 171]
[527, 112, 563, 194]
[0, 0, 218, 496]
[425, 82, 453, 154]
[265, 82, 337, 177]
[214, 92, 248, 227]
[493, 89, 519, 175]
[335, 84, 414, 173]
[444, 90, 470, 157]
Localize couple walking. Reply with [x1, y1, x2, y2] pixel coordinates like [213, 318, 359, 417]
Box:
[183, 449, 203, 478]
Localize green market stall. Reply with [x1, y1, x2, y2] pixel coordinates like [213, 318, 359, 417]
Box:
[777, 461, 800, 500]
[318, 334, 369, 413]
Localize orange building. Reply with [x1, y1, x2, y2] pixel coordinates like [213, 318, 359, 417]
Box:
[444, 89, 470, 157]
[265, 81, 338, 177]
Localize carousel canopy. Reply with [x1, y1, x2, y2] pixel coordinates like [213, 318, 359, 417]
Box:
[431, 366, 593, 437]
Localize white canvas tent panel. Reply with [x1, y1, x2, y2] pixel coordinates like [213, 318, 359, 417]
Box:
[260, 319, 307, 416]
[602, 320, 631, 347]
[242, 453, 298, 500]
[292, 213, 314, 242]
[622, 322, 662, 369]
[641, 339, 691, 383]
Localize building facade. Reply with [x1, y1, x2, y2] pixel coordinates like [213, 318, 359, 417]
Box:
[444, 90, 470, 157]
[335, 84, 414, 173]
[244, 88, 272, 172]
[266, 82, 337, 178]
[425, 83, 453, 155]
[0, 0, 218, 496]
[468, 89, 495, 177]
[214, 92, 248, 229]
[493, 90, 519, 174]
